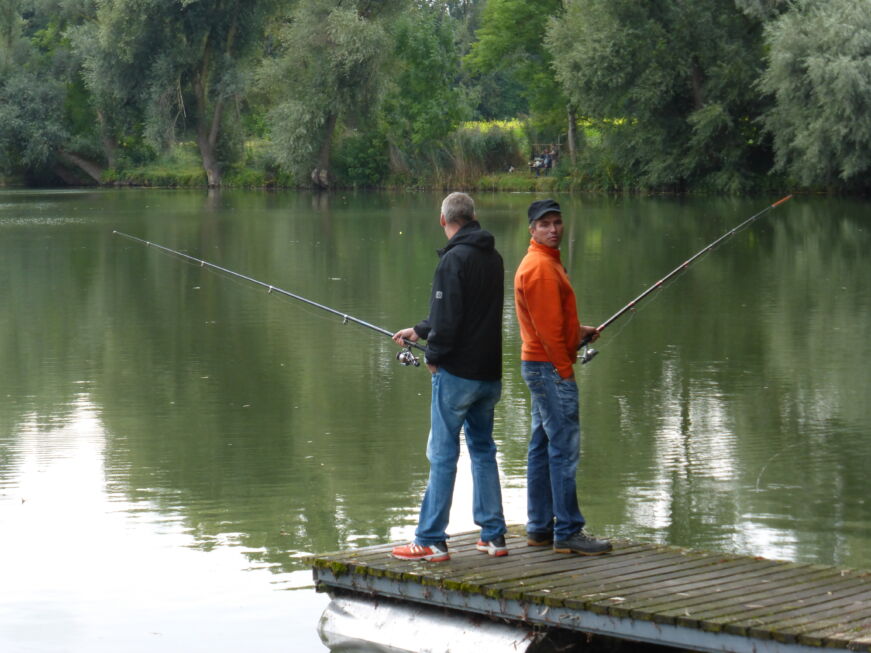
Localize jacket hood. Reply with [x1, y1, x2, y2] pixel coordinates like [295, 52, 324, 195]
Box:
[439, 220, 495, 255]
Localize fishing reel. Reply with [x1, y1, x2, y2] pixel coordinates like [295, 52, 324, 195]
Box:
[580, 345, 599, 365]
[396, 348, 421, 367]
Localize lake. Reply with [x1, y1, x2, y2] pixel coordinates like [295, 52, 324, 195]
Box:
[1, 188, 869, 651]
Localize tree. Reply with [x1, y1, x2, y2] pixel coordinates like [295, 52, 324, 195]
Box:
[548, 0, 772, 192]
[381, 4, 469, 152]
[260, 1, 401, 188]
[464, 0, 562, 116]
[464, 0, 568, 153]
[0, 0, 81, 181]
[759, 0, 871, 190]
[0, 69, 68, 178]
[73, 0, 280, 187]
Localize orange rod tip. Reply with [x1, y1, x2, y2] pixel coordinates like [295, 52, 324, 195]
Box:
[772, 194, 793, 208]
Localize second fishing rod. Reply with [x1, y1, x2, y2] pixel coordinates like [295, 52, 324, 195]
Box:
[579, 194, 793, 364]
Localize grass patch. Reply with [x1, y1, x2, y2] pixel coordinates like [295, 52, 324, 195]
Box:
[103, 142, 206, 187]
[475, 172, 560, 192]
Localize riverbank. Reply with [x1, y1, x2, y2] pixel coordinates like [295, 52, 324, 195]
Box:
[22, 130, 568, 192]
[78, 164, 565, 193]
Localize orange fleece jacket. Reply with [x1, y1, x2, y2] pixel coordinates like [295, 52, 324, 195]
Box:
[514, 238, 581, 378]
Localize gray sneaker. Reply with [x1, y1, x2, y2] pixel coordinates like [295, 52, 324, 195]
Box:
[553, 531, 612, 555]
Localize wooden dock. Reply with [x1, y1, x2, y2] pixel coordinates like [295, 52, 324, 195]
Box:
[309, 528, 871, 652]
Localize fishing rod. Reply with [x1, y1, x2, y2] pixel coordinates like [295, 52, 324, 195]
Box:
[579, 194, 794, 365]
[113, 230, 425, 366]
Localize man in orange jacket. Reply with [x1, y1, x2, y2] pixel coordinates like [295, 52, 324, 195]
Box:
[514, 199, 612, 556]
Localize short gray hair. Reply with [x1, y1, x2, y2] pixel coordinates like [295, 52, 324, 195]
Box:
[441, 192, 476, 225]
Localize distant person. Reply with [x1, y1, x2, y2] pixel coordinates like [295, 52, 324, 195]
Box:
[514, 199, 612, 556]
[545, 148, 555, 174]
[391, 192, 508, 562]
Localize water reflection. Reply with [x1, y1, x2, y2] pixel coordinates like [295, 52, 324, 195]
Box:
[1, 189, 870, 651]
[1, 394, 327, 651]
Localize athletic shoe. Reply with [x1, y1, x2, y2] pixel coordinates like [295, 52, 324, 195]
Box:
[526, 531, 554, 547]
[476, 534, 509, 557]
[390, 541, 450, 562]
[553, 531, 612, 555]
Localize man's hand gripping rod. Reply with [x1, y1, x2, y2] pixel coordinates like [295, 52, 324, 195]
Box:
[579, 195, 793, 365]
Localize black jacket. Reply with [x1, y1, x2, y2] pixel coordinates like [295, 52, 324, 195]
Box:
[413, 221, 503, 381]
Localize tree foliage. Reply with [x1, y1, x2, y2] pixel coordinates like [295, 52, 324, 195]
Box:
[759, 0, 871, 188]
[548, 0, 772, 192]
[1, 0, 869, 192]
[0, 69, 67, 173]
[0, 0, 78, 178]
[465, 0, 564, 126]
[733, 0, 787, 20]
[259, 1, 400, 186]
[381, 4, 469, 149]
[72, 0, 280, 186]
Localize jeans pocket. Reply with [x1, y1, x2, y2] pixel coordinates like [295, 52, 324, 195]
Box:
[521, 365, 542, 380]
[550, 366, 564, 382]
[521, 365, 548, 402]
[555, 377, 579, 421]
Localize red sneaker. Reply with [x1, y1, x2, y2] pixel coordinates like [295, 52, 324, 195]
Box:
[476, 535, 509, 557]
[391, 541, 450, 562]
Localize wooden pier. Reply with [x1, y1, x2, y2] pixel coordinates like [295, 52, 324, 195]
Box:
[309, 528, 871, 652]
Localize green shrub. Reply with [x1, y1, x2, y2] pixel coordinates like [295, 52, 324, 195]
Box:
[334, 131, 389, 188]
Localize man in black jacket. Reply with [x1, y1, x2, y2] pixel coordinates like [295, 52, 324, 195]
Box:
[391, 192, 508, 562]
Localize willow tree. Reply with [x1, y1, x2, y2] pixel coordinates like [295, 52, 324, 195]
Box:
[548, 0, 772, 192]
[73, 0, 279, 187]
[759, 0, 871, 190]
[259, 0, 403, 188]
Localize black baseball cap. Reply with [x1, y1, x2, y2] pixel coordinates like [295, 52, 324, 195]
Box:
[528, 199, 561, 224]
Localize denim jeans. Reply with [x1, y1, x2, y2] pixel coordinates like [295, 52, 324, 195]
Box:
[415, 368, 506, 546]
[521, 361, 585, 541]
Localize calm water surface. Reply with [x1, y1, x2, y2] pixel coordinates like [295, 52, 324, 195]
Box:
[1, 189, 869, 651]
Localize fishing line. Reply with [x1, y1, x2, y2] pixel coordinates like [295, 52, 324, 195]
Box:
[113, 230, 425, 366]
[755, 444, 801, 491]
[580, 195, 793, 365]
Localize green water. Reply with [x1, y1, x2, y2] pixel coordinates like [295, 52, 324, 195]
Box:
[1, 189, 869, 651]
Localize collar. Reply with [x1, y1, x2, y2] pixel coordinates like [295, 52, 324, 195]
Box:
[438, 220, 482, 256]
[528, 237, 561, 261]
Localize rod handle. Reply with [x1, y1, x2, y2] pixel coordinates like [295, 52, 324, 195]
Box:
[578, 326, 604, 350]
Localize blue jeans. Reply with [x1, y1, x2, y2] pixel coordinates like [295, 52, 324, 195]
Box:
[415, 369, 506, 546]
[521, 361, 585, 541]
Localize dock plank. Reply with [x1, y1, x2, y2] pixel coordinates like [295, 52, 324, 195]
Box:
[584, 558, 787, 606]
[663, 571, 863, 631]
[653, 566, 844, 619]
[742, 586, 871, 639]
